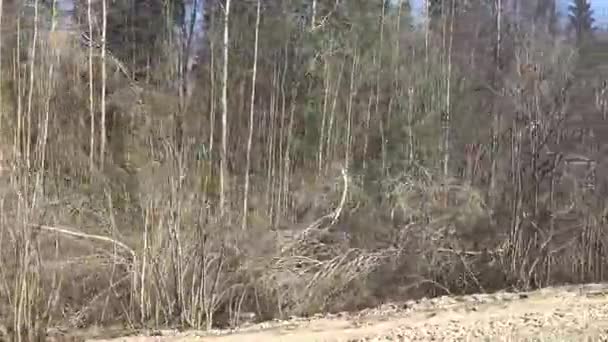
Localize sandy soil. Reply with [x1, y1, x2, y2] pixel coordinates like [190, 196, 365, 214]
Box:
[86, 284, 608, 342]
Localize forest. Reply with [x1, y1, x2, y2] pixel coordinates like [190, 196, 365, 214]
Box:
[0, 0, 604, 340]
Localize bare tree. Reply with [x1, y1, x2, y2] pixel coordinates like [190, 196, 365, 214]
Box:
[442, 0, 455, 180]
[242, 0, 261, 230]
[203, 6, 217, 205]
[100, 0, 108, 169]
[0, 0, 3, 141]
[490, 0, 503, 204]
[311, 0, 317, 29]
[376, 1, 386, 173]
[425, 0, 430, 72]
[87, 0, 95, 173]
[220, 0, 232, 217]
[25, 0, 40, 171]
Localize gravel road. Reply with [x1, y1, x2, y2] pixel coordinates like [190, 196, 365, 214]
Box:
[86, 284, 608, 342]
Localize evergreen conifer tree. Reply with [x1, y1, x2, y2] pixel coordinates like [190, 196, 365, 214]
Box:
[568, 0, 595, 45]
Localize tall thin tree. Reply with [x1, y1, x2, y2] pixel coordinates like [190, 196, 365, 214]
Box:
[87, 0, 95, 173]
[375, 0, 386, 173]
[442, 0, 455, 180]
[100, 0, 108, 169]
[242, 0, 261, 230]
[490, 0, 502, 204]
[220, 0, 231, 217]
[25, 0, 39, 171]
[0, 0, 3, 143]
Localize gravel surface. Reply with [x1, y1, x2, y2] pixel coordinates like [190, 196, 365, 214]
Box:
[79, 284, 608, 341]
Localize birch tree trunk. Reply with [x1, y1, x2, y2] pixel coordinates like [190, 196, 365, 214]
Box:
[242, 0, 261, 230]
[376, 1, 386, 174]
[425, 0, 430, 75]
[490, 0, 502, 206]
[87, 0, 94, 173]
[442, 0, 455, 180]
[100, 0, 108, 169]
[311, 0, 317, 29]
[25, 0, 39, 171]
[203, 6, 216, 210]
[0, 0, 3, 141]
[220, 0, 231, 217]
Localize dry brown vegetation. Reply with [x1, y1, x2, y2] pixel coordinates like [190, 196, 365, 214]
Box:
[0, 0, 606, 340]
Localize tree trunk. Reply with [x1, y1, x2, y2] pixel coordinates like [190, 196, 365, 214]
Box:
[220, 0, 231, 217]
[242, 0, 261, 230]
[87, 0, 94, 173]
[100, 0, 108, 169]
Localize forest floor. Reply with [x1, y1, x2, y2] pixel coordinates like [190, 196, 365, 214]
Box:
[81, 284, 608, 342]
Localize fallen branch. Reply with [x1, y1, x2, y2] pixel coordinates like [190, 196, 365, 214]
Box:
[330, 168, 348, 226]
[28, 223, 136, 260]
[281, 167, 349, 254]
[436, 247, 504, 257]
[307, 167, 349, 231]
